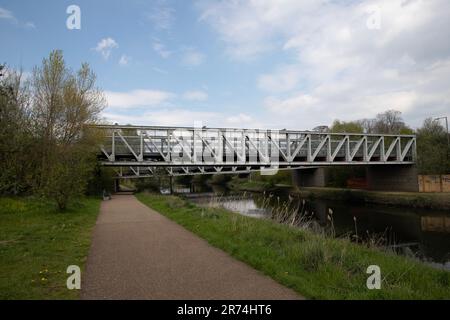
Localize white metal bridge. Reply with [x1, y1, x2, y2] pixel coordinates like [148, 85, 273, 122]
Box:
[95, 124, 416, 179]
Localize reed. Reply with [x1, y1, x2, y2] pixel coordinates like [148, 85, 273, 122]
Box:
[202, 192, 407, 255]
[137, 192, 450, 299]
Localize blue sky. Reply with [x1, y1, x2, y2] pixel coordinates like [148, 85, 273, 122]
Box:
[1, 0, 449, 129]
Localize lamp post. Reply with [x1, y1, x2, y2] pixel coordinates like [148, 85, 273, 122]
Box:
[434, 116, 449, 161]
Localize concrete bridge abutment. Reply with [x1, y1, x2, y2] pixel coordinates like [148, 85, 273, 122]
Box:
[292, 165, 419, 192]
[292, 167, 328, 188]
[365, 165, 419, 192]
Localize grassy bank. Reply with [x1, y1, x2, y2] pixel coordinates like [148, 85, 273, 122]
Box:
[137, 193, 450, 299]
[294, 187, 450, 210]
[228, 179, 291, 193]
[227, 179, 269, 192]
[0, 197, 101, 299]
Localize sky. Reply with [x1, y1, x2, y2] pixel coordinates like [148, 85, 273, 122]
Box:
[1, 0, 449, 130]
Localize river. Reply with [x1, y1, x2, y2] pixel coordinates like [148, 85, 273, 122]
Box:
[163, 183, 450, 271]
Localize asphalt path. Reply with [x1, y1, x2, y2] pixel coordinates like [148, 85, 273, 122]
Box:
[81, 194, 301, 300]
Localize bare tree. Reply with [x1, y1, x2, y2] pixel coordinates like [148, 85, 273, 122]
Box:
[372, 110, 412, 134]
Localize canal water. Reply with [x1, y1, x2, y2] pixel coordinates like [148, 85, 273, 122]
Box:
[165, 184, 450, 270]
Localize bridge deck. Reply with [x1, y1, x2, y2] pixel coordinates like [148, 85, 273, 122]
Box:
[94, 125, 416, 177]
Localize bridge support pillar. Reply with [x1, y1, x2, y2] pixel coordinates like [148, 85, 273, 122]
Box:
[292, 168, 328, 188]
[366, 165, 419, 192]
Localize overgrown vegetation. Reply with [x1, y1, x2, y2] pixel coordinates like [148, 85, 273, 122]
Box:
[137, 193, 450, 299]
[328, 110, 449, 177]
[0, 51, 110, 209]
[416, 118, 449, 175]
[0, 197, 101, 299]
[227, 110, 449, 191]
[0, 52, 108, 299]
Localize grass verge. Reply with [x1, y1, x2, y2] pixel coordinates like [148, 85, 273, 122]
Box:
[136, 192, 450, 299]
[227, 179, 273, 192]
[0, 197, 101, 299]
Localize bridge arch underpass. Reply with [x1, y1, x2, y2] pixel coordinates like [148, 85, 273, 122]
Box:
[95, 124, 419, 192]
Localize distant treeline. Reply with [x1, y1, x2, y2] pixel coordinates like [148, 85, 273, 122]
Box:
[328, 110, 449, 177]
[197, 110, 449, 188]
[2, 51, 448, 201]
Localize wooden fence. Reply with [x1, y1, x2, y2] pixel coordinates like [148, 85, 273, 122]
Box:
[418, 175, 450, 193]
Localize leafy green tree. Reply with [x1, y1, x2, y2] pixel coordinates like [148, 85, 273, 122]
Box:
[330, 120, 363, 133]
[416, 118, 449, 174]
[0, 66, 35, 195]
[31, 50, 106, 210]
[327, 120, 365, 187]
[86, 165, 115, 196]
[326, 110, 413, 187]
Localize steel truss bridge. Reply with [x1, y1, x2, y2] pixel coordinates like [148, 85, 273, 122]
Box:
[95, 125, 417, 179]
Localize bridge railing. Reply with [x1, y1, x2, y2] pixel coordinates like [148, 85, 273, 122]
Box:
[95, 125, 416, 171]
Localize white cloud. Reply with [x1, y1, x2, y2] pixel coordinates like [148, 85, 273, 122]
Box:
[152, 66, 168, 74]
[152, 40, 171, 58]
[103, 109, 220, 127]
[199, 0, 450, 129]
[119, 55, 131, 66]
[258, 66, 301, 93]
[225, 113, 262, 128]
[147, 3, 174, 30]
[0, 7, 16, 21]
[24, 21, 35, 29]
[198, 0, 322, 60]
[94, 37, 118, 60]
[183, 90, 208, 101]
[0, 7, 35, 28]
[105, 89, 173, 109]
[265, 94, 318, 115]
[3, 68, 32, 82]
[181, 48, 205, 67]
[103, 109, 266, 128]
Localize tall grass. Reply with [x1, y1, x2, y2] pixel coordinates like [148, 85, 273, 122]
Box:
[201, 192, 402, 255]
[137, 193, 450, 299]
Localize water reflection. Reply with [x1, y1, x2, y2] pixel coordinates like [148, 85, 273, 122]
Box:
[167, 184, 450, 270]
[421, 216, 450, 233]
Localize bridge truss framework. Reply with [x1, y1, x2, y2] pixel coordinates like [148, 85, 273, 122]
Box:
[95, 125, 417, 179]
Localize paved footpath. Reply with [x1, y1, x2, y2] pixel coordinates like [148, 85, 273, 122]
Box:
[81, 194, 301, 299]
